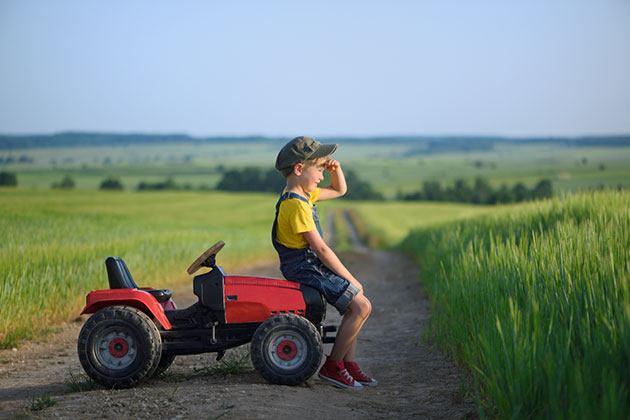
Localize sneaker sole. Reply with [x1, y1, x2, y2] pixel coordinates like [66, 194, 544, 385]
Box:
[357, 379, 378, 387]
[317, 373, 364, 390]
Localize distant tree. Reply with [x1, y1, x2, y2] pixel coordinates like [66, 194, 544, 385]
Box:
[216, 167, 284, 193]
[512, 182, 529, 202]
[52, 175, 75, 189]
[471, 177, 492, 204]
[137, 177, 178, 191]
[582, 157, 588, 165]
[261, 169, 286, 192]
[422, 181, 444, 201]
[532, 179, 553, 199]
[494, 184, 514, 203]
[402, 191, 423, 201]
[448, 179, 472, 202]
[100, 177, 123, 190]
[598, 163, 606, 171]
[0, 171, 17, 186]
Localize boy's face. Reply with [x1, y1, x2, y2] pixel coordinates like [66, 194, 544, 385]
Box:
[294, 158, 327, 193]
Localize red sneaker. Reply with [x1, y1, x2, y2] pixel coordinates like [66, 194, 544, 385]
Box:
[318, 358, 363, 390]
[344, 361, 378, 386]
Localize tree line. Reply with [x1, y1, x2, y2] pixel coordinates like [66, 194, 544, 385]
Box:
[0, 167, 385, 200]
[4, 169, 610, 206]
[398, 178, 553, 204]
[215, 167, 384, 200]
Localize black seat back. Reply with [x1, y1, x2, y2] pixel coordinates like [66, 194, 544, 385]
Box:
[106, 256, 140, 289]
[193, 266, 226, 313]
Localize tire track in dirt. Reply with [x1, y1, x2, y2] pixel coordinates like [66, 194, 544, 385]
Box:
[0, 217, 476, 419]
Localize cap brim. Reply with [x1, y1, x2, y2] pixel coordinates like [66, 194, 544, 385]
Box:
[309, 143, 337, 159]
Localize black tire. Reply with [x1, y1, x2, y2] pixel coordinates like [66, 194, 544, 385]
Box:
[250, 314, 323, 386]
[154, 353, 176, 376]
[77, 305, 162, 388]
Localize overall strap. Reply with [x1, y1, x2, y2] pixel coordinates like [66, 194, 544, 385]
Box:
[272, 191, 318, 267]
[272, 191, 311, 242]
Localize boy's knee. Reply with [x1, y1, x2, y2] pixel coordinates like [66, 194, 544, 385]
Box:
[351, 295, 371, 319]
[363, 296, 372, 317]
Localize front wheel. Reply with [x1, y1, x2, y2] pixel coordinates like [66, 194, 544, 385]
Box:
[77, 305, 162, 388]
[250, 314, 323, 385]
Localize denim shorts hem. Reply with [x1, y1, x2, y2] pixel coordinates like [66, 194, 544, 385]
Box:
[332, 282, 360, 315]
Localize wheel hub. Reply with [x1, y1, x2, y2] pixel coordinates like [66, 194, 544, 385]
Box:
[95, 329, 137, 370]
[276, 339, 298, 361]
[108, 338, 129, 358]
[267, 332, 307, 370]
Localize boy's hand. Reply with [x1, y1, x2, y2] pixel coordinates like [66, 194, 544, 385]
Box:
[325, 159, 341, 173]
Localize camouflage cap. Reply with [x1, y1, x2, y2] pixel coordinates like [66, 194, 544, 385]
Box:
[275, 136, 338, 177]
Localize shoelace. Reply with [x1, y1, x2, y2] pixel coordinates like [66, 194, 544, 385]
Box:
[339, 368, 356, 384]
[347, 366, 370, 381]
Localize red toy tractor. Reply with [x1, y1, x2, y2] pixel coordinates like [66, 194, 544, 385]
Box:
[77, 241, 336, 388]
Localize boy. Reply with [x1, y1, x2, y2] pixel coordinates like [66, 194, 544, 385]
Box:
[273, 136, 377, 390]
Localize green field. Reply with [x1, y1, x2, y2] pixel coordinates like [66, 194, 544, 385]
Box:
[399, 191, 630, 418]
[348, 201, 494, 245]
[2, 141, 629, 197]
[0, 189, 283, 347]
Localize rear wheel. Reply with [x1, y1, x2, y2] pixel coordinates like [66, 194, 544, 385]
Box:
[250, 314, 323, 385]
[78, 305, 162, 388]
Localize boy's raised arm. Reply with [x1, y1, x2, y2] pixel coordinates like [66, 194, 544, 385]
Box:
[319, 159, 347, 201]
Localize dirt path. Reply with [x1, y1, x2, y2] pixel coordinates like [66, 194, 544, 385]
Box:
[0, 229, 476, 418]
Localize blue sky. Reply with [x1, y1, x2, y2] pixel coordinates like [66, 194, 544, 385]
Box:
[0, 0, 629, 137]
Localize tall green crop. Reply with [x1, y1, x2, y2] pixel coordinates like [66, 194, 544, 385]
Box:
[401, 191, 630, 418]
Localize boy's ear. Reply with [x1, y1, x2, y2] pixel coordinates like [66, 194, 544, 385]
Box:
[293, 162, 304, 176]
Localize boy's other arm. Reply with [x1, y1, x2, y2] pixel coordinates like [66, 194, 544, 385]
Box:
[303, 229, 363, 291]
[318, 159, 347, 201]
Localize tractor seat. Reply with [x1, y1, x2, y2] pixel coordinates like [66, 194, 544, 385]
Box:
[105, 256, 173, 303]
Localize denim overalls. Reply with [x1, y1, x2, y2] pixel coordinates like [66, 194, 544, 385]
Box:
[272, 191, 359, 315]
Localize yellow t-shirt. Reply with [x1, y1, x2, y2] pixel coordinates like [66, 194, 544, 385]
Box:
[275, 188, 321, 249]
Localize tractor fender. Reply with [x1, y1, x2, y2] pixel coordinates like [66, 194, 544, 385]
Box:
[81, 289, 172, 330]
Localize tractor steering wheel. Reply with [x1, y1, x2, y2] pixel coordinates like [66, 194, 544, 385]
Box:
[187, 241, 225, 275]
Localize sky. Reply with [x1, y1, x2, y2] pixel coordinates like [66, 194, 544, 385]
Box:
[0, 0, 629, 137]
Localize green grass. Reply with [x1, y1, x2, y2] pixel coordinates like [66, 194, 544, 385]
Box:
[65, 369, 99, 393]
[191, 351, 252, 377]
[348, 201, 494, 246]
[30, 395, 57, 411]
[0, 189, 286, 348]
[399, 191, 630, 418]
[331, 209, 351, 251]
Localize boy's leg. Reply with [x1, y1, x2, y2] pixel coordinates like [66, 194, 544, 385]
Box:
[344, 340, 357, 361]
[329, 292, 371, 361]
[341, 304, 370, 361]
[318, 290, 376, 389]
